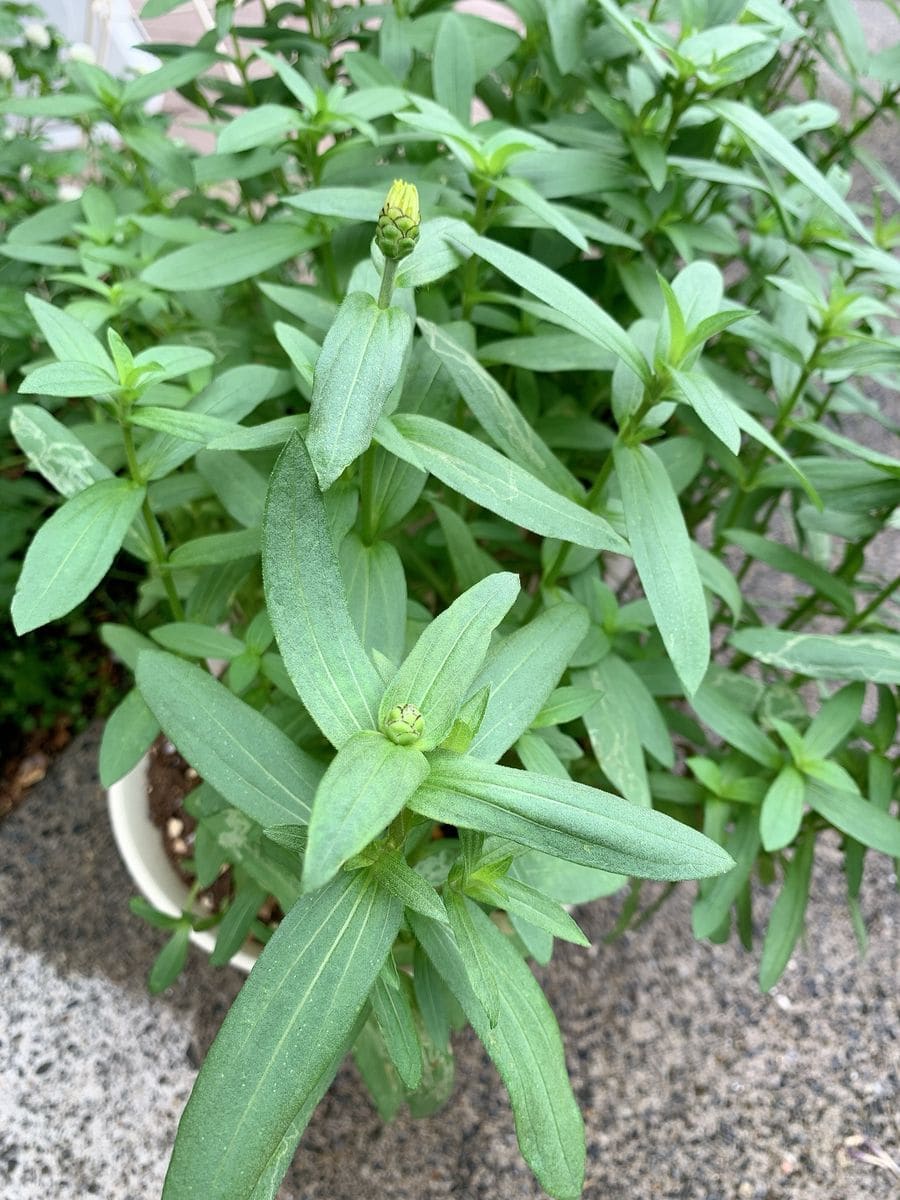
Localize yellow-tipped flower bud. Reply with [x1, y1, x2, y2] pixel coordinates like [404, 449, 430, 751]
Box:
[376, 179, 420, 261]
[384, 703, 424, 746]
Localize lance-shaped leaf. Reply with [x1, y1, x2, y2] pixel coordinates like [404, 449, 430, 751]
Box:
[142, 223, 319, 292]
[162, 871, 402, 1200]
[302, 732, 430, 893]
[759, 764, 805, 853]
[759, 834, 816, 992]
[306, 292, 412, 489]
[136, 651, 321, 828]
[262, 434, 384, 748]
[467, 875, 590, 947]
[444, 889, 500, 1027]
[729, 628, 900, 685]
[11, 404, 112, 498]
[448, 224, 649, 385]
[706, 99, 869, 242]
[12, 478, 144, 634]
[378, 572, 520, 751]
[468, 602, 590, 762]
[371, 852, 449, 925]
[339, 533, 407, 666]
[19, 360, 119, 397]
[392, 414, 628, 554]
[410, 754, 734, 880]
[370, 958, 422, 1090]
[409, 909, 585, 1200]
[99, 688, 160, 787]
[614, 442, 709, 696]
[417, 319, 579, 496]
[24, 293, 114, 374]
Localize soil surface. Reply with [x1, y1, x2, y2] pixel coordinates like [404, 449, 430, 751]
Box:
[0, 724, 897, 1200]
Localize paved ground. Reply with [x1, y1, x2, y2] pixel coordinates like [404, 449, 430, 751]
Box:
[1, 725, 897, 1199]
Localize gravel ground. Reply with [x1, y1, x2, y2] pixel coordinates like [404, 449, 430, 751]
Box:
[0, 724, 897, 1200]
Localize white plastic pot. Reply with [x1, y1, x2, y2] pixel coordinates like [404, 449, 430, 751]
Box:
[107, 755, 259, 974]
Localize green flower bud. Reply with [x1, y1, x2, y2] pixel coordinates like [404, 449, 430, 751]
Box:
[384, 703, 424, 746]
[376, 179, 420, 261]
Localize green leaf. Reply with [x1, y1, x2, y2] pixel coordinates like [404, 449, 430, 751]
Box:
[759, 835, 815, 992]
[150, 622, 246, 660]
[162, 870, 402, 1200]
[724, 530, 855, 617]
[432, 13, 474, 125]
[134, 344, 216, 383]
[24, 294, 114, 374]
[759, 765, 805, 853]
[371, 851, 449, 924]
[339, 533, 407, 666]
[495, 177, 589, 250]
[729, 629, 900, 684]
[409, 909, 585, 1200]
[139, 365, 282, 481]
[210, 876, 268, 967]
[469, 603, 590, 761]
[129, 407, 239, 443]
[418, 319, 578, 496]
[449, 225, 650, 384]
[411, 755, 734, 880]
[444, 890, 500, 1027]
[99, 689, 160, 787]
[691, 679, 781, 768]
[136, 651, 322, 828]
[142, 224, 318, 292]
[254, 46, 318, 111]
[262, 435, 385, 748]
[148, 923, 192, 994]
[10, 405, 112, 498]
[706, 99, 869, 242]
[19, 361, 119, 398]
[0, 94, 102, 118]
[802, 683, 865, 759]
[169, 527, 260, 568]
[122, 50, 218, 105]
[614, 443, 709, 696]
[691, 810, 760, 939]
[669, 368, 741, 454]
[469, 875, 590, 947]
[806, 782, 900, 856]
[307, 292, 411, 489]
[12, 479, 144, 635]
[392, 414, 628, 553]
[218, 104, 303, 154]
[379, 572, 519, 751]
[302, 731, 429, 893]
[370, 958, 422, 1089]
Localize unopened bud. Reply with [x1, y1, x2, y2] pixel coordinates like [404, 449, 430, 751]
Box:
[384, 703, 424, 746]
[376, 179, 420, 261]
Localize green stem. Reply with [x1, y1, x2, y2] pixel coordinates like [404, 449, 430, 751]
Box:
[524, 378, 665, 620]
[378, 257, 398, 309]
[844, 575, 900, 632]
[121, 421, 185, 623]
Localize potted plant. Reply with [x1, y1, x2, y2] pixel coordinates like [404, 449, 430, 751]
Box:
[5, 2, 899, 1197]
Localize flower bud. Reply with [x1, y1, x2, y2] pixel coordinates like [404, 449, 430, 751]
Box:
[0, 51, 13, 81]
[376, 179, 420, 261]
[384, 703, 424, 746]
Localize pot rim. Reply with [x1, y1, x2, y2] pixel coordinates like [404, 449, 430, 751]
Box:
[107, 754, 259, 974]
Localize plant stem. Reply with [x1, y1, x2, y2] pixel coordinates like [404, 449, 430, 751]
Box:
[378, 257, 398, 309]
[844, 575, 900, 632]
[524, 379, 664, 619]
[121, 421, 185, 623]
